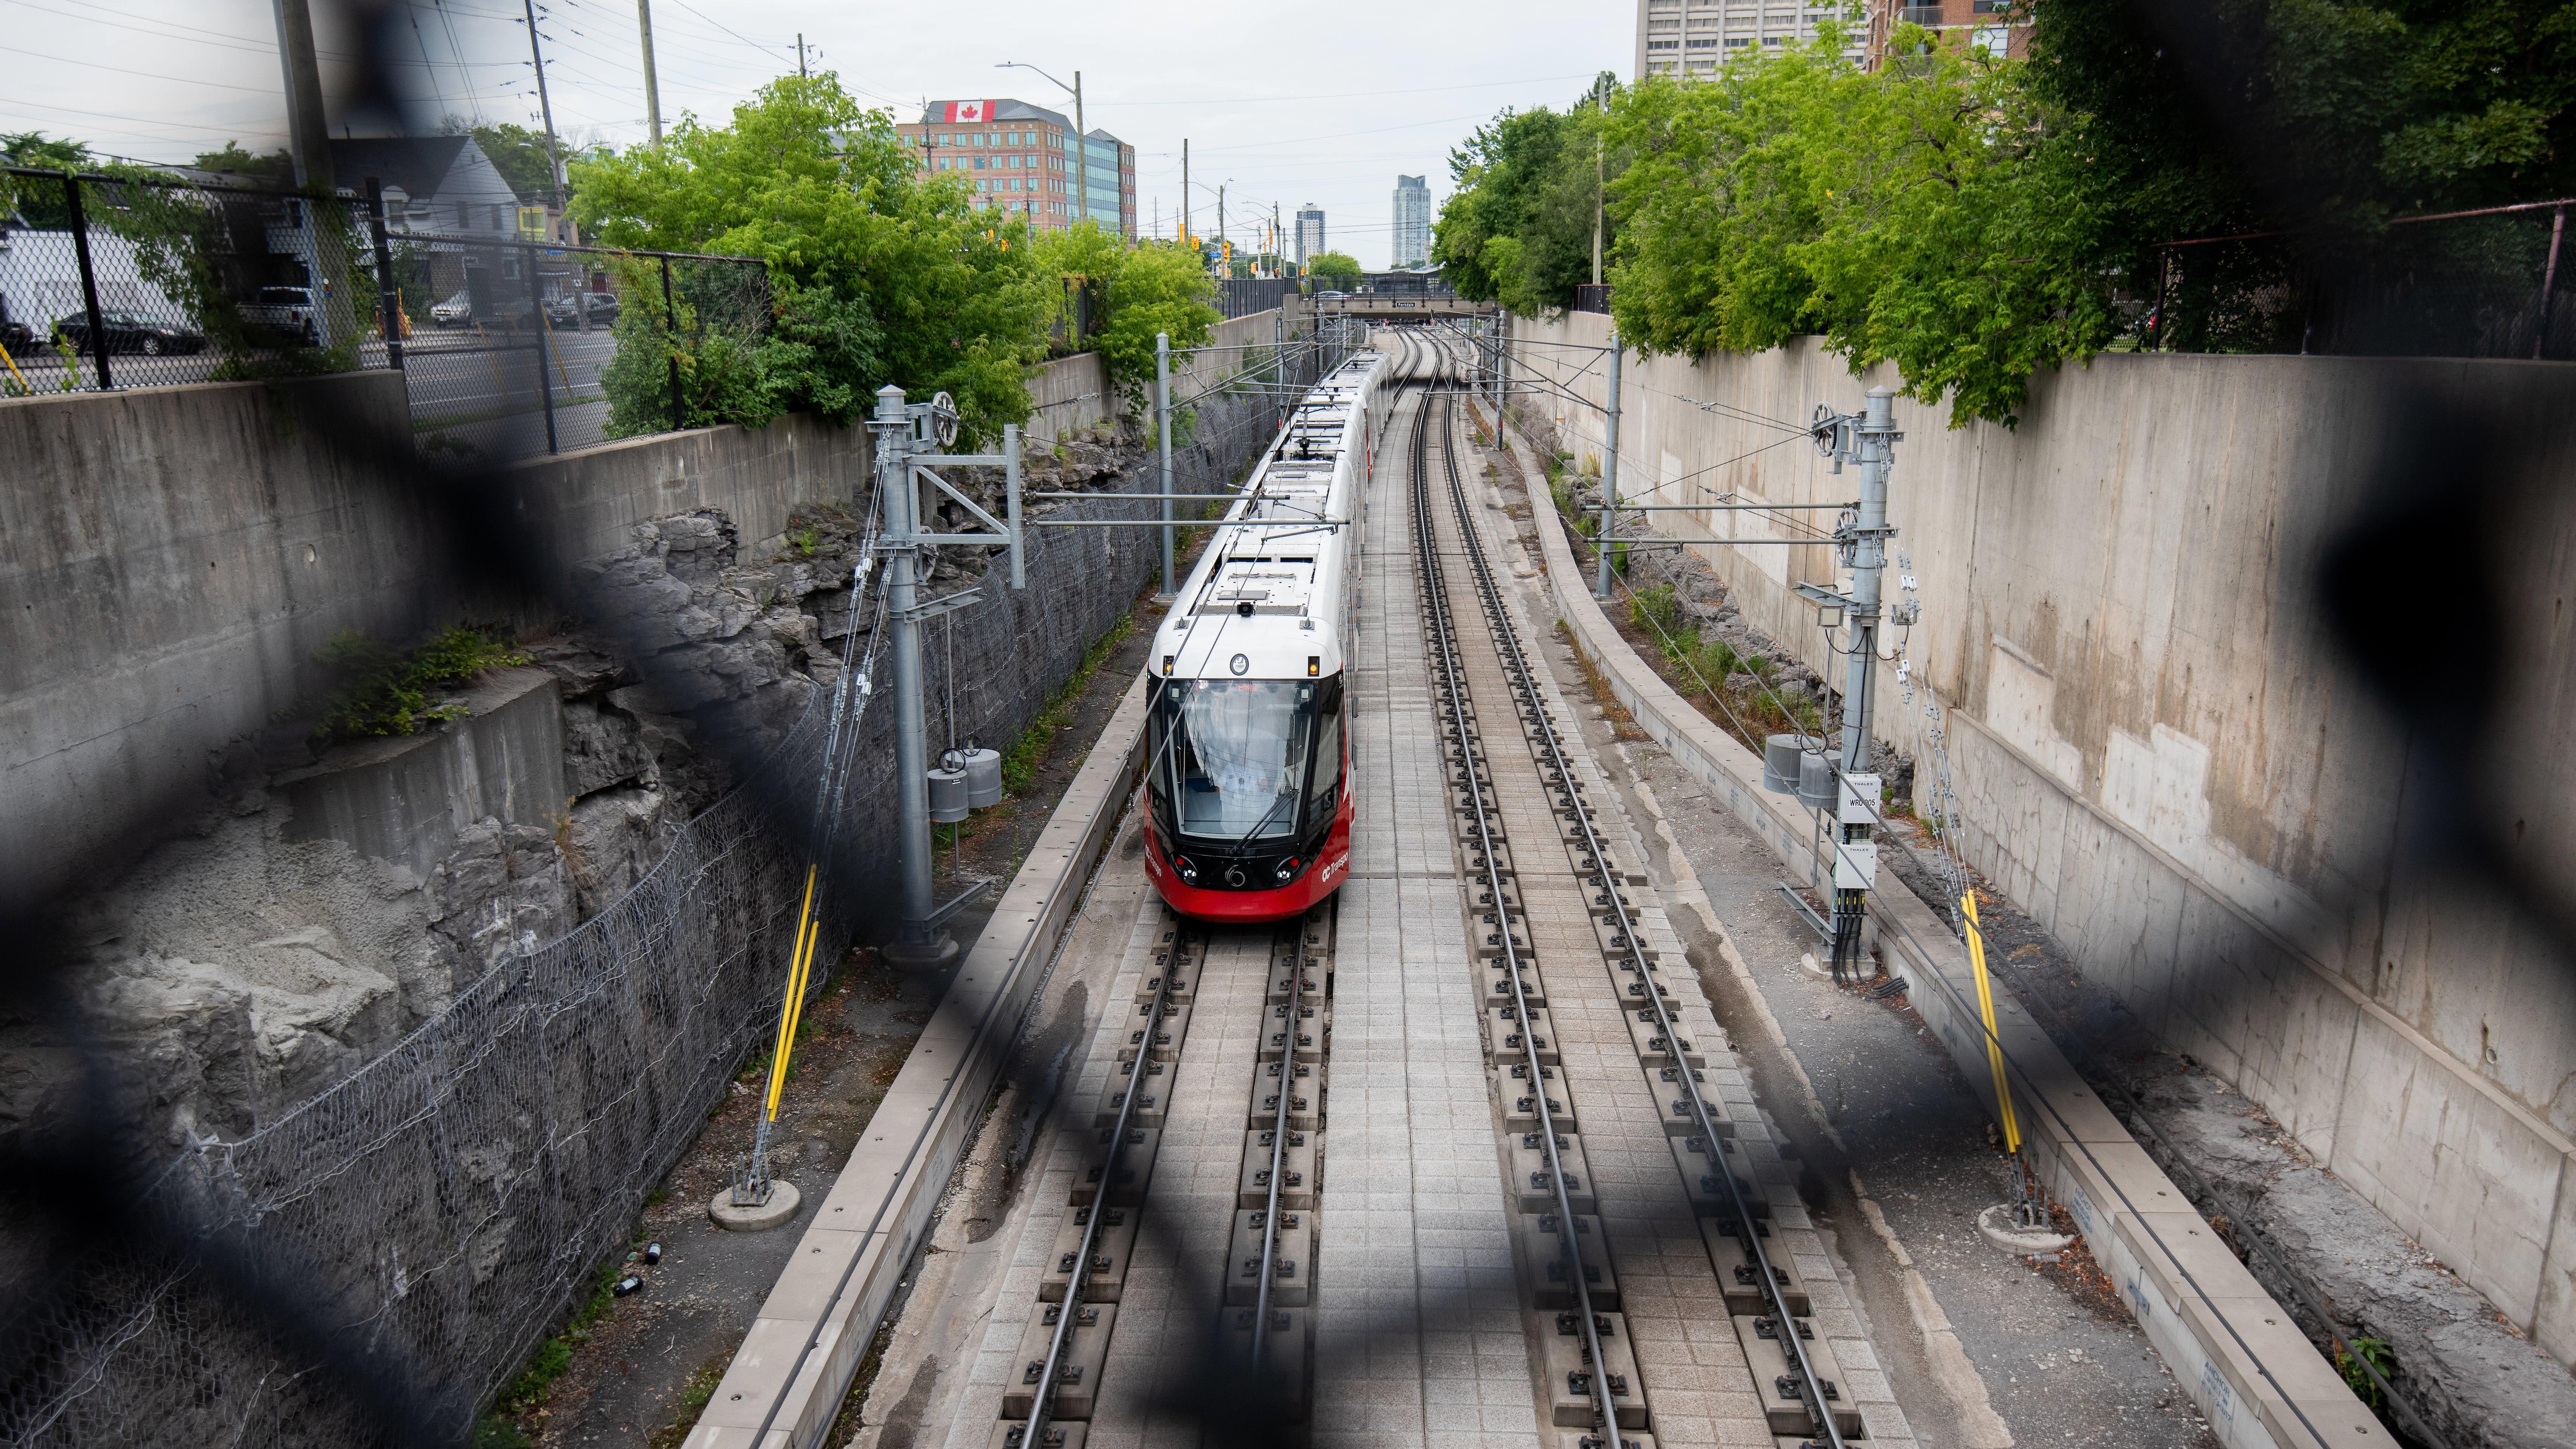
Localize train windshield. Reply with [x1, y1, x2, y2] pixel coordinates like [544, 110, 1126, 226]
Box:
[1150, 678, 1317, 842]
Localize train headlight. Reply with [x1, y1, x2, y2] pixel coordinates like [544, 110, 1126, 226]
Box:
[1175, 855, 1198, 884]
[1275, 858, 1299, 883]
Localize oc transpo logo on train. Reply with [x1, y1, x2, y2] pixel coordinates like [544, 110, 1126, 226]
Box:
[1317, 850, 1347, 887]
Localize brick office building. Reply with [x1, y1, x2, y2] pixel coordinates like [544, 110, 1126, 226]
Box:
[898, 98, 1137, 240]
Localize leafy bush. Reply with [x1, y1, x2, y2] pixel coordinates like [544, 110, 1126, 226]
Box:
[311, 626, 531, 743]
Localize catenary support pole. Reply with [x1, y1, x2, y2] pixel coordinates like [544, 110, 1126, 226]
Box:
[1073, 72, 1087, 230]
[1830, 385, 1900, 978]
[637, 0, 663, 143]
[1594, 328, 1622, 599]
[1157, 330, 1175, 596]
[873, 385, 940, 961]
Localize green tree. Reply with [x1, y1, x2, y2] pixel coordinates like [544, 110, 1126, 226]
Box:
[1304, 250, 1363, 290]
[192, 141, 293, 179]
[2023, 0, 2576, 351]
[571, 73, 1056, 442]
[1600, 26, 2124, 425]
[448, 119, 559, 202]
[1432, 102, 1612, 315]
[1041, 231, 1221, 412]
[3, 132, 96, 228]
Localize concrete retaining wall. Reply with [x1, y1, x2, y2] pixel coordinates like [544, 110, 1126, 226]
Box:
[1512, 314, 2576, 1365]
[0, 374, 861, 914]
[273, 666, 566, 883]
[0, 319, 1296, 915]
[1503, 405, 2372, 1449]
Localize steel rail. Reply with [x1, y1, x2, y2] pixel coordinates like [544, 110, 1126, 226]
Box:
[1432, 371, 1854, 1449]
[1250, 922, 1307, 1368]
[1402, 332, 1626, 1441]
[1023, 920, 1193, 1446]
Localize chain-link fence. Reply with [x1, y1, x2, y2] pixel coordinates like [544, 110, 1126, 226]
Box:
[0, 165, 769, 465]
[394, 237, 769, 466]
[0, 165, 392, 394]
[2147, 199, 2574, 359]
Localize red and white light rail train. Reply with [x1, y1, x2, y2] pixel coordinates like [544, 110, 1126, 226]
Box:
[1140, 349, 1392, 922]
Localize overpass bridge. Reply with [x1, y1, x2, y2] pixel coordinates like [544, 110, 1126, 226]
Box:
[1313, 293, 1495, 319]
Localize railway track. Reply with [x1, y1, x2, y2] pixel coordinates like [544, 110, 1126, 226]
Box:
[1398, 327, 1862, 1449]
[984, 329, 1884, 1448]
[999, 907, 1333, 1447]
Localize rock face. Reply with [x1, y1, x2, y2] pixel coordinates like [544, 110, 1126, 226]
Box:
[0, 505, 867, 1161]
[3, 414, 1176, 1166]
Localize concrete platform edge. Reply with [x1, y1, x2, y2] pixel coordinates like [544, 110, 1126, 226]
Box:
[684, 671, 1152, 1449]
[1500, 417, 2373, 1449]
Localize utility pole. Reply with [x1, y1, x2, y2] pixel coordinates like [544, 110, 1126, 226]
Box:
[1593, 329, 1623, 599]
[272, 0, 334, 192]
[637, 0, 663, 143]
[1217, 182, 1227, 266]
[521, 0, 565, 218]
[1157, 332, 1175, 597]
[796, 33, 807, 78]
[1827, 385, 1901, 978]
[1072, 71, 1086, 230]
[270, 0, 352, 347]
[1180, 139, 1190, 247]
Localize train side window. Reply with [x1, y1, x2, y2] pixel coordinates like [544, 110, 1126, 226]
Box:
[1304, 694, 1344, 829]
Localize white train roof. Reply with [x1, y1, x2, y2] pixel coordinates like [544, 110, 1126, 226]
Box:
[1153, 352, 1385, 684]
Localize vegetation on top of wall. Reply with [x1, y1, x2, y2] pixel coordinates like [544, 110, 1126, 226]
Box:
[310, 626, 531, 744]
[573, 74, 1067, 448]
[1436, 1, 2576, 426]
[1303, 251, 1364, 291]
[1039, 229, 1222, 415]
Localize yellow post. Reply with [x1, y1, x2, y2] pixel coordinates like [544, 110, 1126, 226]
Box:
[0, 338, 29, 395]
[1963, 891, 2022, 1153]
[762, 865, 821, 1121]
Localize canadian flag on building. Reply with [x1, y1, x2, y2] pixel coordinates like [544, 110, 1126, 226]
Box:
[947, 100, 988, 123]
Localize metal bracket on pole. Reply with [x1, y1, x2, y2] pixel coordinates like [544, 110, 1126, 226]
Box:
[896, 587, 986, 623]
[901, 409, 1025, 588]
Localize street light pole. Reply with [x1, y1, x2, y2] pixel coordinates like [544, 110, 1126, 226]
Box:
[999, 62, 1084, 231]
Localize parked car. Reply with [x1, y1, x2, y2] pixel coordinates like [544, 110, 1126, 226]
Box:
[483, 297, 539, 331]
[241, 285, 322, 346]
[1, 292, 31, 355]
[51, 310, 208, 356]
[544, 292, 619, 328]
[430, 291, 475, 327]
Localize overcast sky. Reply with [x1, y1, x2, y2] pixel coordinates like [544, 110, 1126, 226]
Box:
[1, 0, 1628, 269]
